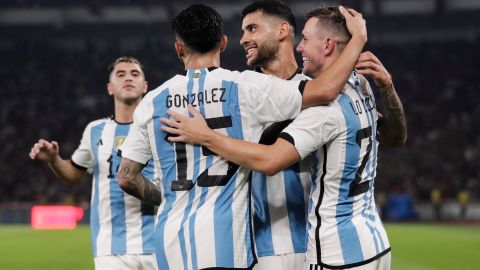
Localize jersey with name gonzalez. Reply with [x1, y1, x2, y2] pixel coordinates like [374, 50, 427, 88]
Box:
[119, 67, 304, 270]
[71, 117, 156, 257]
[280, 72, 390, 268]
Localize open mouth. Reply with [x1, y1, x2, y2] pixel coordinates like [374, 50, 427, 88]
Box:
[244, 45, 257, 59]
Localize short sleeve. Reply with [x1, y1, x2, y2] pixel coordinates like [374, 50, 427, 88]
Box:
[240, 71, 303, 124]
[119, 99, 153, 165]
[280, 106, 340, 159]
[71, 124, 94, 174]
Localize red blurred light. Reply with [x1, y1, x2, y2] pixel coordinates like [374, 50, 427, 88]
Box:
[31, 205, 84, 230]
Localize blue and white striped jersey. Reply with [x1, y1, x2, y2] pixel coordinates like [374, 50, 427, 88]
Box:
[120, 67, 303, 269]
[281, 72, 391, 268]
[71, 117, 156, 257]
[252, 71, 312, 257]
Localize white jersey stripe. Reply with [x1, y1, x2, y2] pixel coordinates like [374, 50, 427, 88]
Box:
[151, 88, 176, 270]
[90, 122, 105, 256]
[337, 92, 366, 264]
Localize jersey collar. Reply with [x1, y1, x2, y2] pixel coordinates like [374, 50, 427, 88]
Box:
[183, 66, 218, 76]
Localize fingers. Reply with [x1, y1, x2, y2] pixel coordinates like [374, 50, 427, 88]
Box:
[187, 105, 202, 118]
[29, 140, 48, 159]
[338, 6, 352, 19]
[358, 51, 382, 67]
[339, 6, 362, 18]
[355, 60, 380, 72]
[355, 68, 376, 77]
[347, 7, 362, 17]
[51, 141, 59, 151]
[160, 125, 181, 135]
[160, 117, 181, 128]
[166, 109, 187, 122]
[29, 147, 37, 159]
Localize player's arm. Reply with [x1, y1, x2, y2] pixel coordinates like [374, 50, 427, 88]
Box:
[301, 6, 367, 107]
[160, 106, 301, 176]
[117, 158, 162, 206]
[29, 139, 85, 183]
[355, 51, 407, 146]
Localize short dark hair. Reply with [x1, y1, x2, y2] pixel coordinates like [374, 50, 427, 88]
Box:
[306, 6, 351, 43]
[172, 4, 223, 54]
[107, 56, 144, 77]
[241, 0, 297, 36]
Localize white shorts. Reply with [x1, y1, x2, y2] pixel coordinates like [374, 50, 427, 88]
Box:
[304, 252, 391, 270]
[254, 253, 305, 270]
[94, 254, 157, 270]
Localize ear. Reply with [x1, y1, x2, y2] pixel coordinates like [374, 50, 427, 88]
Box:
[324, 38, 336, 56]
[278, 22, 290, 41]
[175, 41, 184, 59]
[219, 35, 228, 52]
[107, 83, 114, 96]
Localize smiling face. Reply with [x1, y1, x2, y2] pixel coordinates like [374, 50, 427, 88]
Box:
[107, 61, 147, 105]
[240, 11, 279, 68]
[296, 17, 328, 79]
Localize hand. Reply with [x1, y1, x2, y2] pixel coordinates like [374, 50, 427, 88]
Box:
[29, 139, 60, 162]
[355, 51, 392, 89]
[160, 105, 214, 145]
[339, 6, 367, 44]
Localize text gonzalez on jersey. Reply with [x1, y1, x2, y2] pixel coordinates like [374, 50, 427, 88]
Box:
[166, 86, 227, 108]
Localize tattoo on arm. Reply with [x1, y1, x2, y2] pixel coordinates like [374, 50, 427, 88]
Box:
[378, 83, 407, 146]
[118, 160, 162, 206]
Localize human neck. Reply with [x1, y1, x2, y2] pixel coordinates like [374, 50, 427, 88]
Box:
[260, 44, 298, 79]
[114, 99, 139, 123]
[183, 50, 221, 70]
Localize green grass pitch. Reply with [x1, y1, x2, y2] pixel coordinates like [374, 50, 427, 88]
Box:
[0, 223, 479, 269]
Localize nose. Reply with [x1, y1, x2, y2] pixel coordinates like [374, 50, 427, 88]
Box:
[296, 41, 303, 54]
[240, 31, 249, 46]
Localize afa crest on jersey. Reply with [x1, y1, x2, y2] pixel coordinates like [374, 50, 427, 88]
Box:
[114, 136, 126, 151]
[192, 72, 201, 78]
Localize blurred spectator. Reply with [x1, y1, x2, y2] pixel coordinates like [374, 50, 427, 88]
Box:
[0, 22, 479, 208]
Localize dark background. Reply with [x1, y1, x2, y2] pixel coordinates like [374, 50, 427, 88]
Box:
[1, 0, 479, 221]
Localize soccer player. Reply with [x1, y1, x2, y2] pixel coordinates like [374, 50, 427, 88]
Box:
[116, 4, 367, 270]
[240, 1, 311, 269]
[161, 7, 404, 270]
[29, 57, 158, 270]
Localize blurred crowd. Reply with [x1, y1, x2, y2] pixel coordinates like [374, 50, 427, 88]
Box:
[0, 25, 479, 207]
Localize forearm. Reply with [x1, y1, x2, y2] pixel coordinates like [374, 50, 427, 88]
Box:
[202, 132, 275, 173]
[202, 132, 300, 176]
[48, 156, 84, 183]
[378, 83, 407, 146]
[118, 159, 162, 205]
[303, 35, 366, 108]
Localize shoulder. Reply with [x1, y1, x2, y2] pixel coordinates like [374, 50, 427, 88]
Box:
[298, 105, 341, 124]
[291, 73, 311, 81]
[84, 117, 111, 130]
[148, 75, 184, 97]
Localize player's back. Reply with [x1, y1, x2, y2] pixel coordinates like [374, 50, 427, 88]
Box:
[305, 73, 390, 267]
[127, 67, 303, 269]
